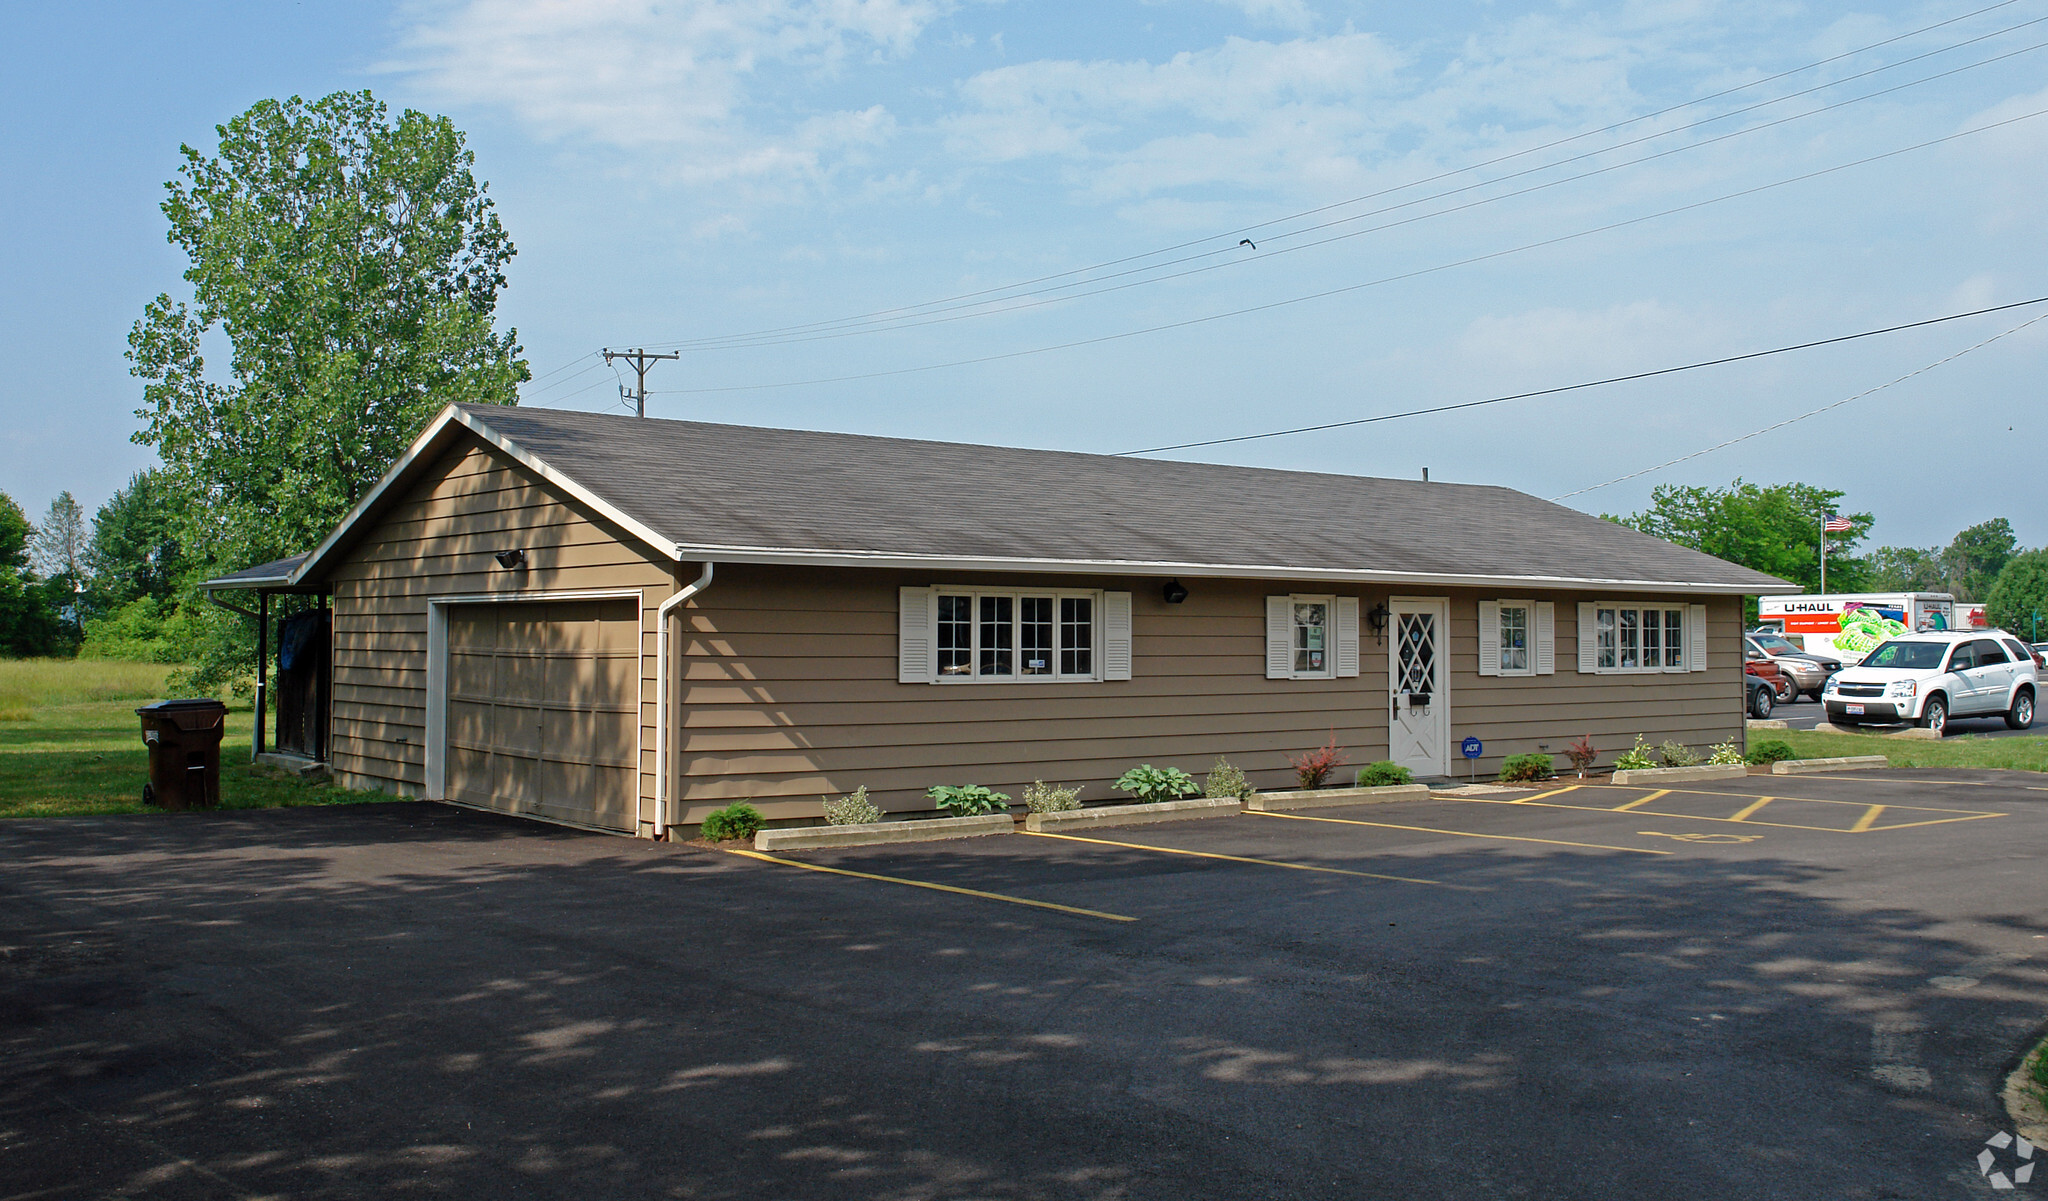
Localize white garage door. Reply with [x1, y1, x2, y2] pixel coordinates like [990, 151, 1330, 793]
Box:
[445, 599, 641, 831]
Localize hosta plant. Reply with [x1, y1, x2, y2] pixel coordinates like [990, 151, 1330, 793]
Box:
[1614, 736, 1656, 772]
[1113, 764, 1200, 804]
[926, 784, 1012, 817]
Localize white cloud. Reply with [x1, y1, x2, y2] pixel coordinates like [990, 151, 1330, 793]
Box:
[385, 0, 944, 185]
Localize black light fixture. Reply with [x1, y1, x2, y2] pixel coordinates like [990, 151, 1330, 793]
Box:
[1162, 579, 1189, 604]
[495, 548, 527, 570]
[1366, 601, 1391, 644]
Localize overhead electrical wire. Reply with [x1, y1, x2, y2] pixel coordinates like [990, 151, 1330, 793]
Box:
[653, 31, 2048, 356]
[644, 104, 2048, 397]
[1105, 295, 2048, 456]
[625, 0, 2035, 353]
[1548, 308, 2048, 500]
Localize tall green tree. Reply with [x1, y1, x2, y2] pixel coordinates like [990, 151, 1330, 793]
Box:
[1608, 479, 1871, 595]
[1867, 544, 1946, 593]
[0, 491, 61, 657]
[87, 471, 187, 607]
[128, 90, 528, 577]
[1986, 550, 2048, 642]
[1942, 518, 2017, 601]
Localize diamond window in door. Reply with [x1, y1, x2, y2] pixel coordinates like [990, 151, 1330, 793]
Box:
[1293, 602, 1328, 673]
[1397, 612, 1437, 693]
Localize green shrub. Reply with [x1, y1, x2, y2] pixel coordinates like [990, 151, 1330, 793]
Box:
[701, 802, 765, 842]
[1203, 756, 1253, 801]
[1745, 739, 1796, 765]
[822, 786, 881, 826]
[1706, 739, 1744, 766]
[1497, 753, 1554, 783]
[1614, 736, 1655, 771]
[926, 784, 1012, 817]
[1656, 740, 1703, 768]
[77, 596, 201, 664]
[1023, 780, 1083, 813]
[1355, 761, 1412, 787]
[1113, 764, 1200, 804]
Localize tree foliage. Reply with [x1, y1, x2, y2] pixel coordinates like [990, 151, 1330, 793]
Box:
[129, 90, 527, 577]
[1608, 479, 1871, 594]
[1987, 550, 2048, 642]
[0, 491, 62, 657]
[87, 471, 187, 607]
[1865, 518, 2019, 601]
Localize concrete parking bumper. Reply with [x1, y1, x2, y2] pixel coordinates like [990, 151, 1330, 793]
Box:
[1772, 755, 1891, 775]
[755, 812, 1014, 850]
[1244, 784, 1430, 811]
[1022, 797, 1240, 832]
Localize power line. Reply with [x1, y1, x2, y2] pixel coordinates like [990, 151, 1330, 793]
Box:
[602, 347, 679, 417]
[661, 16, 2048, 354]
[1111, 296, 2048, 456]
[634, 0, 2031, 352]
[647, 105, 2048, 398]
[1548, 309, 2048, 500]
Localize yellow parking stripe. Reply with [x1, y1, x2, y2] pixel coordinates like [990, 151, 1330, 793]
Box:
[1023, 831, 1466, 888]
[1727, 797, 1776, 823]
[1610, 789, 1670, 812]
[1245, 809, 1670, 855]
[1442, 789, 2002, 833]
[1508, 785, 1582, 804]
[722, 847, 1136, 922]
[1849, 805, 1887, 833]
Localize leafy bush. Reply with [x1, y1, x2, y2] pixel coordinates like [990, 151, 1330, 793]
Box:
[1656, 740, 1703, 768]
[1023, 780, 1083, 813]
[1289, 731, 1349, 789]
[926, 784, 1012, 817]
[1745, 739, 1796, 765]
[822, 786, 881, 826]
[1564, 735, 1599, 777]
[1203, 756, 1253, 801]
[701, 802, 765, 842]
[1113, 764, 1200, 804]
[1614, 736, 1655, 772]
[1706, 740, 1745, 766]
[1355, 761, 1412, 787]
[1497, 753, 1553, 783]
[77, 596, 200, 664]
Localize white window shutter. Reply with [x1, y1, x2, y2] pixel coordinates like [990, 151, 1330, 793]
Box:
[1477, 600, 1501, 676]
[898, 587, 933, 683]
[1535, 602, 1556, 675]
[1335, 597, 1360, 677]
[1688, 603, 1708, 672]
[1266, 596, 1292, 679]
[1577, 602, 1597, 674]
[1103, 591, 1133, 681]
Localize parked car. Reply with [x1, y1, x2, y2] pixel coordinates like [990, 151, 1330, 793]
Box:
[1745, 633, 1842, 702]
[2030, 641, 2048, 670]
[1743, 653, 1783, 719]
[1821, 631, 2038, 735]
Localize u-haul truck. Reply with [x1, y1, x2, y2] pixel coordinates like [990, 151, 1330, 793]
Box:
[1755, 592, 1957, 663]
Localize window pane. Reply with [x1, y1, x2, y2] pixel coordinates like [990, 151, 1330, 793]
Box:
[1619, 609, 1639, 668]
[937, 594, 972, 676]
[1060, 596, 1093, 675]
[1294, 602, 1328, 673]
[1665, 610, 1684, 667]
[1500, 605, 1528, 673]
[1020, 596, 1054, 675]
[1642, 610, 1661, 665]
[1597, 609, 1617, 669]
[979, 595, 1013, 676]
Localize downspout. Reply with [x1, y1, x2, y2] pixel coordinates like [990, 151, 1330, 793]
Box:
[654, 562, 714, 838]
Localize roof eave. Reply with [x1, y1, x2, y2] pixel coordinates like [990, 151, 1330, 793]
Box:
[670, 543, 1791, 595]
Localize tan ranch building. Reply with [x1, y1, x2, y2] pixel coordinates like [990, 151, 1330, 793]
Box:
[202, 403, 1791, 838]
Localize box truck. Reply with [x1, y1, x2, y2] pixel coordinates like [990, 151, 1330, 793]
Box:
[1754, 593, 1957, 663]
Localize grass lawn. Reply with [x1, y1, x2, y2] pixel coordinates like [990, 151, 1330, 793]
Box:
[0, 658, 389, 819]
[1774, 727, 2048, 772]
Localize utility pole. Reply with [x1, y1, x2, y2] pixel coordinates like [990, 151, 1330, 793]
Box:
[602, 347, 679, 417]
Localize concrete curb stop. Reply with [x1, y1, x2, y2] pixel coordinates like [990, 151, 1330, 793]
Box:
[1244, 784, 1430, 811]
[1610, 763, 1749, 786]
[755, 812, 1013, 850]
[1771, 755, 1890, 774]
[1024, 797, 1241, 832]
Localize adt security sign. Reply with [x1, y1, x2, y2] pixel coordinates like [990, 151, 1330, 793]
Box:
[1460, 737, 1483, 759]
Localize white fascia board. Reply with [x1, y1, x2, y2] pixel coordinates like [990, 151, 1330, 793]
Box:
[286, 405, 686, 588]
[668, 543, 1788, 595]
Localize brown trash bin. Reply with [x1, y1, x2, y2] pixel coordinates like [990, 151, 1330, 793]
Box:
[136, 699, 229, 810]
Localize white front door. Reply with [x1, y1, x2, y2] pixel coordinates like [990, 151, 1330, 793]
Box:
[1388, 597, 1449, 777]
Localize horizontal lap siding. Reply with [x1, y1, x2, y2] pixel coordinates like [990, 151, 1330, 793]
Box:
[325, 441, 673, 816]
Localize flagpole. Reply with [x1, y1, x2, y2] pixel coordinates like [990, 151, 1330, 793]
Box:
[1819, 512, 1827, 594]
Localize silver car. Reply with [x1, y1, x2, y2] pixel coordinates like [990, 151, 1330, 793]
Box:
[1745, 634, 1841, 702]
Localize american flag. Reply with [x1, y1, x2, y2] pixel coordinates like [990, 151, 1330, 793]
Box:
[1823, 513, 1854, 533]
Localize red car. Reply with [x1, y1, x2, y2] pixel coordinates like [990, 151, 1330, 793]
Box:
[1744, 652, 1784, 719]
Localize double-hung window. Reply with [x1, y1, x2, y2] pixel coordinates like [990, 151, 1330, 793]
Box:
[927, 589, 1100, 681]
[1577, 602, 1703, 673]
[1478, 600, 1553, 676]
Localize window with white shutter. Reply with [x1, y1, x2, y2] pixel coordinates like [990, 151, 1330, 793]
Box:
[1266, 596, 1292, 680]
[1578, 602, 1597, 674]
[1688, 603, 1708, 672]
[1103, 591, 1132, 681]
[1575, 600, 1698, 674]
[899, 587, 933, 683]
[1267, 595, 1344, 680]
[903, 586, 1107, 683]
[1478, 600, 1501, 676]
[1335, 597, 1360, 678]
[1534, 602, 1555, 675]
[1480, 600, 1535, 677]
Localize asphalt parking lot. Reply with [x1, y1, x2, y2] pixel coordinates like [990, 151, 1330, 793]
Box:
[5, 771, 2047, 1200]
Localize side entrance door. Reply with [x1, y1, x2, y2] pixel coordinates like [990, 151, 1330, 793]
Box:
[1388, 597, 1449, 777]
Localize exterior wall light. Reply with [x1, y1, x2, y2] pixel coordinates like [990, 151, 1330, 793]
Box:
[1162, 579, 1190, 604]
[1367, 601, 1391, 643]
[494, 549, 527, 570]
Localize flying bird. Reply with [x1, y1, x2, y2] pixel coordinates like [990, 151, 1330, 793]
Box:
[1239, 239, 1256, 249]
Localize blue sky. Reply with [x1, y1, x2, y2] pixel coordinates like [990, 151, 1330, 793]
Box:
[4, 0, 2046, 552]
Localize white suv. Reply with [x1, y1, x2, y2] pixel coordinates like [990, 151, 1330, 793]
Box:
[1822, 631, 2038, 734]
